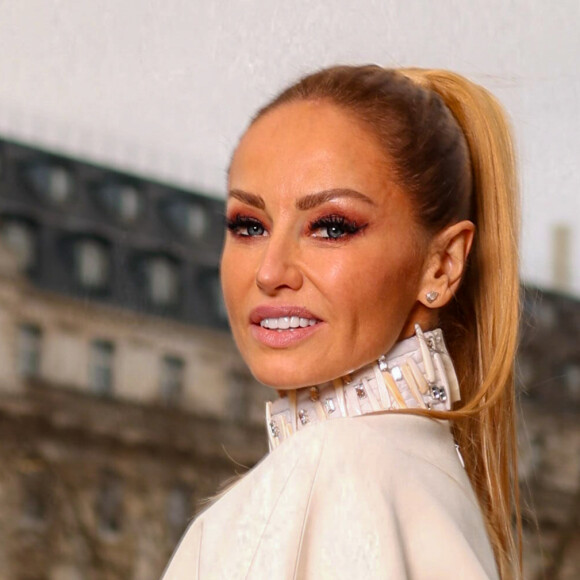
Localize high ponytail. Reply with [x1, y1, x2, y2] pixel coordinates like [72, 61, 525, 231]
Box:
[252, 65, 522, 578]
[400, 69, 521, 579]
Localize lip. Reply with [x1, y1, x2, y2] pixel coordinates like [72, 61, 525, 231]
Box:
[249, 305, 321, 325]
[249, 305, 323, 349]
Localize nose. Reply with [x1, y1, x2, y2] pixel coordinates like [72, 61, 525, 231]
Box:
[255, 234, 303, 295]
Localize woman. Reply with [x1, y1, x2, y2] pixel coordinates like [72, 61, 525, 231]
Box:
[162, 65, 521, 579]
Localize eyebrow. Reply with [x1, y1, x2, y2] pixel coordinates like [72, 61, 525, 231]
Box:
[295, 188, 376, 210]
[228, 189, 265, 210]
[227, 187, 376, 211]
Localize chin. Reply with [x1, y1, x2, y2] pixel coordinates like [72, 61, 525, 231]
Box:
[252, 369, 317, 390]
[249, 359, 332, 390]
[248, 353, 370, 390]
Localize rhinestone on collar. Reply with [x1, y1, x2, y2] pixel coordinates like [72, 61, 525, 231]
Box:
[265, 325, 460, 451]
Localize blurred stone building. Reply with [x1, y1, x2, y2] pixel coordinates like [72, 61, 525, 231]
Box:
[518, 288, 580, 580]
[0, 139, 269, 580]
[0, 138, 578, 579]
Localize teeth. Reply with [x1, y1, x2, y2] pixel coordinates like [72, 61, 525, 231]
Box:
[260, 316, 318, 330]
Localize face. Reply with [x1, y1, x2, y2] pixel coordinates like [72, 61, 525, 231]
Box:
[221, 100, 431, 389]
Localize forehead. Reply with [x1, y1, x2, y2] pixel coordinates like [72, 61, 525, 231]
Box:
[228, 100, 398, 202]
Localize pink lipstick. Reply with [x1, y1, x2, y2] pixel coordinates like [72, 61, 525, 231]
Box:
[249, 305, 323, 348]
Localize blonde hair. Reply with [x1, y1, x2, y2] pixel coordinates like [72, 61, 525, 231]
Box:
[254, 66, 522, 578]
[401, 68, 521, 579]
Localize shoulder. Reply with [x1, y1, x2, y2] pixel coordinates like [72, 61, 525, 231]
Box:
[163, 414, 498, 579]
[296, 412, 479, 519]
[294, 414, 499, 579]
[201, 413, 480, 536]
[303, 413, 473, 497]
[319, 412, 491, 516]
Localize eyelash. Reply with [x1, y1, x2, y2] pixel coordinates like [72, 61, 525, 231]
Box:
[308, 215, 365, 240]
[226, 215, 267, 238]
[225, 213, 366, 241]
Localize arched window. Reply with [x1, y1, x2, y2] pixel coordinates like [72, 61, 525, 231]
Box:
[73, 237, 110, 290]
[199, 269, 228, 323]
[22, 159, 74, 205]
[144, 255, 180, 306]
[0, 217, 38, 271]
[94, 180, 142, 223]
[162, 197, 207, 240]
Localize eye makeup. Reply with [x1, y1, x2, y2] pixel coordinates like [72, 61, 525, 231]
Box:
[308, 214, 367, 240]
[225, 209, 369, 242]
[226, 214, 267, 237]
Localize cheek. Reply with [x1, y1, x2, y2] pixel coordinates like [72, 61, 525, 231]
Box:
[325, 245, 422, 322]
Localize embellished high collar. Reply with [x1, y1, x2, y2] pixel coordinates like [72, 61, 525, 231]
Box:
[265, 325, 460, 451]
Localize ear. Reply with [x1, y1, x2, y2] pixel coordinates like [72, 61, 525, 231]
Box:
[417, 220, 475, 308]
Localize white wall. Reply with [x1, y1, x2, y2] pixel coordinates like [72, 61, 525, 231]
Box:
[0, 0, 578, 294]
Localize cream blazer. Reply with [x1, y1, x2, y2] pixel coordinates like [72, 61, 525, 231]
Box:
[161, 413, 499, 579]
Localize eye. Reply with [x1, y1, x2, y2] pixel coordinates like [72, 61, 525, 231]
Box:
[226, 215, 268, 237]
[324, 224, 347, 239]
[309, 215, 364, 240]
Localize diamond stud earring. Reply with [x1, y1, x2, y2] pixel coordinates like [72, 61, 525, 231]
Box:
[425, 291, 439, 304]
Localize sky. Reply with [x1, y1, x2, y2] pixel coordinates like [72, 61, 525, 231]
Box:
[0, 0, 578, 294]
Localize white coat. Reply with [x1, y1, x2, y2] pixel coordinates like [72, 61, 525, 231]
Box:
[161, 412, 498, 579]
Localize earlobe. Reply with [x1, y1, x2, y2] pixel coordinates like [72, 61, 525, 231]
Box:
[417, 220, 475, 308]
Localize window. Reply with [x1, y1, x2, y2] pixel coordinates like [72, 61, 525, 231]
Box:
[562, 362, 580, 399]
[23, 160, 74, 205]
[89, 339, 114, 395]
[163, 198, 207, 239]
[17, 323, 42, 377]
[96, 181, 142, 223]
[0, 218, 37, 271]
[160, 355, 185, 406]
[145, 256, 180, 306]
[166, 483, 192, 542]
[201, 270, 228, 323]
[96, 470, 123, 535]
[227, 370, 251, 422]
[73, 238, 110, 290]
[20, 467, 51, 526]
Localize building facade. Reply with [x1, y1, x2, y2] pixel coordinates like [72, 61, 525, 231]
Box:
[0, 139, 269, 580]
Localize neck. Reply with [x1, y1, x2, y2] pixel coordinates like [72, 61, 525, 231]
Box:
[265, 325, 460, 451]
